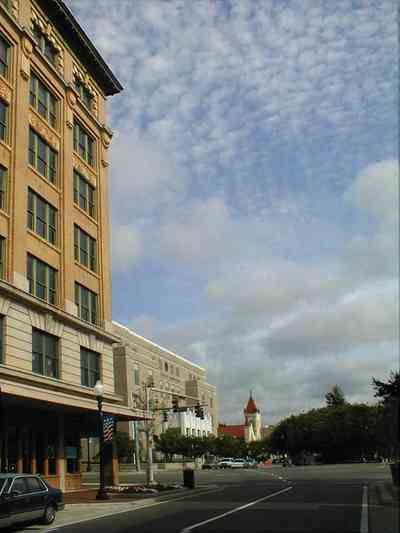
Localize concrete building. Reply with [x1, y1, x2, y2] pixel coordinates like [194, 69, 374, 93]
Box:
[0, 0, 143, 491]
[112, 321, 218, 459]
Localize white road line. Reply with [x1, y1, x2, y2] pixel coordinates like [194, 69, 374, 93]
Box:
[180, 486, 293, 533]
[44, 486, 223, 532]
[360, 485, 369, 533]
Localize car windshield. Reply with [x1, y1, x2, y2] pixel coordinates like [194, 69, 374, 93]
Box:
[0, 478, 6, 493]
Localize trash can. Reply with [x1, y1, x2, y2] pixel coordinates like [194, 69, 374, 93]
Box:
[183, 468, 195, 489]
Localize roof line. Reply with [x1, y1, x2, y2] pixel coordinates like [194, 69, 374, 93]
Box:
[112, 321, 205, 371]
[49, 0, 123, 95]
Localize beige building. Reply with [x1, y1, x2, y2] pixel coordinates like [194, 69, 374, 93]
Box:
[0, 0, 143, 491]
[112, 321, 218, 458]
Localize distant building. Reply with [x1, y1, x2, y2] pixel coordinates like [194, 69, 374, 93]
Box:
[218, 392, 263, 443]
[112, 321, 218, 460]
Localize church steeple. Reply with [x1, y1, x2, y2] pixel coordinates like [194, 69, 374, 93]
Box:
[244, 391, 259, 414]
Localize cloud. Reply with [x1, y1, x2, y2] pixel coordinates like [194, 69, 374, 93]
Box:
[64, 0, 398, 424]
[111, 224, 143, 271]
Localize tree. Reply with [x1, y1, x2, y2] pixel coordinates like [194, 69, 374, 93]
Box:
[155, 428, 183, 461]
[372, 371, 400, 460]
[325, 385, 346, 408]
[115, 432, 135, 460]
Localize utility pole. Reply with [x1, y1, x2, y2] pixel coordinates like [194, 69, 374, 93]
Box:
[134, 421, 141, 472]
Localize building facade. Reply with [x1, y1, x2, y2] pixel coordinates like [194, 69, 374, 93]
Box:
[0, 0, 142, 491]
[112, 321, 218, 459]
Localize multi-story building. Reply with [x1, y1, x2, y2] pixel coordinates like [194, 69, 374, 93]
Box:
[112, 321, 218, 459]
[0, 0, 143, 491]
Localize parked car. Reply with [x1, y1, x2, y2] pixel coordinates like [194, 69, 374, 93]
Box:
[217, 457, 235, 469]
[0, 473, 64, 529]
[218, 458, 247, 469]
[244, 459, 258, 468]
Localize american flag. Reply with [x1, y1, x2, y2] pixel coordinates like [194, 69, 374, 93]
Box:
[103, 414, 115, 442]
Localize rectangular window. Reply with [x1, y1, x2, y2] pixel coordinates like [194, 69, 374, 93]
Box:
[74, 79, 93, 110]
[32, 328, 58, 378]
[32, 25, 56, 66]
[0, 34, 10, 79]
[133, 363, 140, 386]
[75, 282, 97, 325]
[27, 254, 57, 305]
[0, 165, 6, 210]
[0, 236, 5, 280]
[0, 100, 8, 142]
[74, 225, 96, 272]
[29, 129, 58, 184]
[73, 170, 96, 218]
[30, 73, 57, 128]
[27, 188, 57, 245]
[73, 121, 94, 167]
[80, 347, 100, 387]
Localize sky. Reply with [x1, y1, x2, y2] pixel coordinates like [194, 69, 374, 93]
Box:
[66, 0, 398, 425]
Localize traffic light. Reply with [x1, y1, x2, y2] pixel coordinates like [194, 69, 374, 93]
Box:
[162, 411, 168, 423]
[172, 396, 179, 412]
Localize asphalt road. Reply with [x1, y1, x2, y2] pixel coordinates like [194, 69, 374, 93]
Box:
[54, 463, 395, 533]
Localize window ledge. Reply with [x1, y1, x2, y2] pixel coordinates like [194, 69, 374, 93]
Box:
[28, 164, 60, 193]
[27, 228, 60, 254]
[75, 260, 99, 279]
[73, 203, 98, 226]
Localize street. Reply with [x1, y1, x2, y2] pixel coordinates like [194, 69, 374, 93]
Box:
[16, 463, 396, 533]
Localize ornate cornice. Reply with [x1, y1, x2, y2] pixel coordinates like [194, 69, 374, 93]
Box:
[31, 8, 64, 75]
[73, 64, 98, 116]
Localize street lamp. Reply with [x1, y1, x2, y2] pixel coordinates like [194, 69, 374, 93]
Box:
[94, 380, 110, 500]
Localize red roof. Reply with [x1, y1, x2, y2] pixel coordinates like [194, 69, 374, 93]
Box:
[218, 424, 245, 439]
[244, 395, 259, 414]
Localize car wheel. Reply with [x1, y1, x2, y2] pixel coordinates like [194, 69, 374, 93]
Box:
[42, 503, 57, 525]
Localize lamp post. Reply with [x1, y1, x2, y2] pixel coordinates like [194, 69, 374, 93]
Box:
[94, 380, 110, 500]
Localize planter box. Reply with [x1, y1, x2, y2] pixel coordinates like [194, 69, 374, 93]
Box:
[390, 462, 400, 486]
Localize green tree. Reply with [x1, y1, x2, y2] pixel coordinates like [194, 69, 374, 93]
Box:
[372, 371, 400, 460]
[115, 432, 135, 460]
[155, 428, 184, 461]
[325, 385, 346, 408]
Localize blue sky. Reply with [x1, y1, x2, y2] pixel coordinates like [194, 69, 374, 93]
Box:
[66, 0, 398, 424]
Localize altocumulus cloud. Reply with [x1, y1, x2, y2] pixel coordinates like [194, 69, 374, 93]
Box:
[65, 0, 398, 423]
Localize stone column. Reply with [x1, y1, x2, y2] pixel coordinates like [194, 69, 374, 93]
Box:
[30, 430, 37, 474]
[16, 429, 23, 473]
[43, 431, 49, 477]
[56, 415, 66, 491]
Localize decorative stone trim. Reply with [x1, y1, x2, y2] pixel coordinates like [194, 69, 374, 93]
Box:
[31, 9, 64, 75]
[28, 310, 64, 337]
[20, 35, 33, 81]
[78, 332, 103, 353]
[45, 313, 64, 337]
[65, 86, 76, 129]
[73, 64, 98, 116]
[0, 295, 11, 315]
[10, 0, 18, 18]
[100, 125, 112, 167]
[0, 143, 10, 167]
[73, 153, 97, 187]
[0, 78, 11, 104]
[29, 110, 60, 152]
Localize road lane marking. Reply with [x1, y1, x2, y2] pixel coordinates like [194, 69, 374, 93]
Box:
[180, 486, 293, 533]
[44, 486, 224, 532]
[360, 485, 369, 533]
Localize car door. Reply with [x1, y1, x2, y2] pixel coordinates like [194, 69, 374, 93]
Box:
[0, 478, 12, 529]
[25, 476, 48, 519]
[7, 477, 34, 525]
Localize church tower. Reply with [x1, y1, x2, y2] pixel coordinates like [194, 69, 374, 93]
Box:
[244, 391, 262, 442]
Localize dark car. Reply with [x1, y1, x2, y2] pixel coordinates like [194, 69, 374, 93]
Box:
[0, 473, 64, 529]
